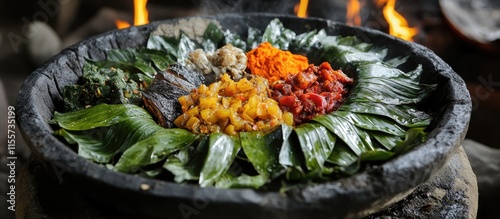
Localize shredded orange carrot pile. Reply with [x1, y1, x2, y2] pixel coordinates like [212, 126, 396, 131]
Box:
[246, 42, 309, 83]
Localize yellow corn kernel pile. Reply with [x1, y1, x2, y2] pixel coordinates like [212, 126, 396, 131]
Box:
[174, 74, 293, 135]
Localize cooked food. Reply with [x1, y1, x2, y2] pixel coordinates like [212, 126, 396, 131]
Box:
[53, 18, 437, 190]
[142, 64, 206, 128]
[186, 44, 247, 81]
[246, 42, 309, 83]
[174, 73, 290, 135]
[271, 62, 353, 125]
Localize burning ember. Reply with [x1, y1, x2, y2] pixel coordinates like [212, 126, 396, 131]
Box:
[346, 0, 362, 26]
[346, 0, 418, 41]
[294, 0, 309, 18]
[116, 0, 149, 29]
[380, 0, 418, 41]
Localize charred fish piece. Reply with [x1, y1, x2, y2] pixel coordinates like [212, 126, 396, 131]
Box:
[156, 64, 205, 91]
[142, 80, 190, 128]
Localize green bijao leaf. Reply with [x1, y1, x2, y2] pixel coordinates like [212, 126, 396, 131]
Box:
[315, 36, 388, 67]
[291, 29, 327, 54]
[355, 62, 418, 80]
[215, 173, 268, 189]
[136, 48, 176, 70]
[313, 114, 375, 156]
[199, 133, 241, 187]
[262, 18, 296, 50]
[246, 26, 262, 50]
[349, 77, 437, 105]
[369, 131, 403, 150]
[339, 102, 431, 128]
[294, 123, 336, 171]
[223, 29, 246, 50]
[163, 135, 209, 183]
[201, 22, 225, 52]
[326, 141, 358, 167]
[278, 124, 299, 167]
[177, 32, 199, 63]
[104, 48, 177, 74]
[240, 127, 286, 178]
[105, 48, 157, 77]
[52, 104, 152, 130]
[54, 117, 162, 163]
[114, 128, 198, 173]
[394, 127, 428, 154]
[163, 147, 195, 183]
[360, 150, 395, 161]
[333, 111, 406, 136]
[147, 34, 178, 53]
[276, 125, 307, 181]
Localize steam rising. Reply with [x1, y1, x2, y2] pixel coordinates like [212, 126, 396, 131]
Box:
[199, 0, 296, 15]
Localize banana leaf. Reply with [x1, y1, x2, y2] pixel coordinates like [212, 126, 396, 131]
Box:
[360, 150, 395, 161]
[240, 128, 285, 178]
[294, 123, 336, 171]
[291, 29, 327, 54]
[277, 124, 298, 167]
[114, 128, 198, 173]
[199, 133, 241, 187]
[163, 135, 209, 183]
[201, 22, 225, 52]
[246, 26, 262, 50]
[369, 131, 403, 150]
[349, 77, 437, 105]
[223, 29, 247, 50]
[55, 117, 162, 163]
[394, 128, 428, 154]
[215, 173, 268, 189]
[146, 32, 198, 64]
[313, 114, 374, 155]
[52, 104, 152, 130]
[339, 102, 431, 128]
[262, 18, 296, 50]
[147, 34, 178, 56]
[105, 48, 157, 76]
[326, 141, 358, 167]
[355, 62, 417, 79]
[332, 111, 406, 136]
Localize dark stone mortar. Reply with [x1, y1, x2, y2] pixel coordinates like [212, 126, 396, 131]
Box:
[16, 13, 472, 219]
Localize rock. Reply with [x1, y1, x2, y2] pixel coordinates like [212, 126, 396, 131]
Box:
[462, 139, 500, 218]
[27, 21, 63, 66]
[366, 146, 478, 219]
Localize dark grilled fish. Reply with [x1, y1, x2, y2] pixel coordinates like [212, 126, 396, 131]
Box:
[142, 65, 205, 128]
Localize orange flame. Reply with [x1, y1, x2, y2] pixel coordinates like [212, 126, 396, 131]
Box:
[346, 0, 362, 26]
[381, 0, 418, 41]
[294, 0, 309, 18]
[116, 0, 149, 29]
[115, 19, 131, 29]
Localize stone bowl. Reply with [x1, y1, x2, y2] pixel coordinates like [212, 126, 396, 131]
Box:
[16, 13, 471, 219]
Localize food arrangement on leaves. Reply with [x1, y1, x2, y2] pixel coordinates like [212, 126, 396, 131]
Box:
[51, 18, 437, 190]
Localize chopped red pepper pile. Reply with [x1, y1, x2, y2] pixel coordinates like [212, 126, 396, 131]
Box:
[270, 62, 354, 125]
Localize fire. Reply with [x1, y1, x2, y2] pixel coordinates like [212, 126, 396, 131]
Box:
[116, 0, 149, 29]
[346, 0, 362, 26]
[115, 19, 131, 29]
[294, 0, 309, 18]
[380, 0, 418, 41]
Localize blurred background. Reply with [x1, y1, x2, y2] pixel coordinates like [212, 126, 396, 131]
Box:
[0, 0, 499, 218]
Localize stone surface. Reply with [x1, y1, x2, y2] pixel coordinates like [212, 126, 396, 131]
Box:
[366, 146, 478, 219]
[462, 139, 500, 218]
[15, 146, 477, 219]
